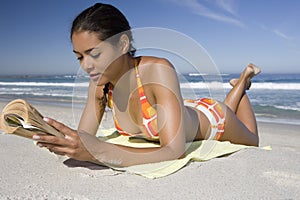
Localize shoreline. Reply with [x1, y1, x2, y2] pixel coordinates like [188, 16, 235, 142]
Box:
[1, 99, 299, 127]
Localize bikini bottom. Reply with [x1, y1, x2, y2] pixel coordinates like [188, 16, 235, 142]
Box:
[184, 98, 226, 140]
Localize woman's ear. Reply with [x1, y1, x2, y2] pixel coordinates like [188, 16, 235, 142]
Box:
[119, 34, 130, 54]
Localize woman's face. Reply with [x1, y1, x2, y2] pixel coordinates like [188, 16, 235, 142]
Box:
[72, 31, 123, 85]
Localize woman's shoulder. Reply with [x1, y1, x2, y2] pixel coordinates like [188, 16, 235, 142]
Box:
[139, 56, 174, 69]
[138, 56, 176, 79]
[137, 56, 179, 88]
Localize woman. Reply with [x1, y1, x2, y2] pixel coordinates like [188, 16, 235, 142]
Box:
[33, 3, 260, 167]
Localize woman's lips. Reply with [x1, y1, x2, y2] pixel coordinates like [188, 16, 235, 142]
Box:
[89, 73, 101, 82]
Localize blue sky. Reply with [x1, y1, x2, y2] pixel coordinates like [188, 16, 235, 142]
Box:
[0, 0, 299, 75]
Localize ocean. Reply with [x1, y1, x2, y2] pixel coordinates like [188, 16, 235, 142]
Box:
[0, 73, 299, 125]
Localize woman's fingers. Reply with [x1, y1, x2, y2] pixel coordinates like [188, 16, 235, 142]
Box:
[43, 117, 76, 137]
[33, 134, 67, 146]
[33, 123, 95, 161]
[38, 141, 92, 161]
[37, 142, 68, 155]
[34, 134, 90, 160]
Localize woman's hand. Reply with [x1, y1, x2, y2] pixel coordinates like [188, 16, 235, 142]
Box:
[33, 117, 95, 161]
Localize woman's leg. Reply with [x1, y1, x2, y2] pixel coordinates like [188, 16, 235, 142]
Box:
[224, 63, 260, 113]
[221, 63, 260, 146]
[220, 107, 259, 146]
[227, 79, 258, 135]
[224, 63, 260, 134]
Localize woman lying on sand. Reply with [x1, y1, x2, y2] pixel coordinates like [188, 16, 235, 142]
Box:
[33, 3, 260, 167]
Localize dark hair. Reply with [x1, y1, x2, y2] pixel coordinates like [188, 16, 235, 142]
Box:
[71, 3, 135, 56]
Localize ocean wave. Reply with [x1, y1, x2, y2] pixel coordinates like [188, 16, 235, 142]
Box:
[0, 82, 74, 87]
[0, 91, 75, 97]
[250, 83, 300, 90]
[256, 117, 300, 125]
[0, 82, 89, 87]
[1, 80, 300, 90]
[180, 82, 300, 90]
[254, 103, 300, 111]
[274, 105, 300, 112]
[180, 82, 225, 89]
[255, 113, 277, 118]
[0, 92, 87, 100]
[188, 73, 230, 76]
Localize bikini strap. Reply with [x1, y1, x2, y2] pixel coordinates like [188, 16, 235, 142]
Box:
[134, 58, 143, 89]
[107, 58, 140, 109]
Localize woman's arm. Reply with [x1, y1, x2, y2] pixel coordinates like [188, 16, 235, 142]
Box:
[77, 80, 106, 136]
[34, 60, 188, 167]
[35, 89, 186, 167]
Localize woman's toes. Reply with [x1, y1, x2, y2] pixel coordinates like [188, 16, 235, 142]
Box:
[248, 63, 261, 76]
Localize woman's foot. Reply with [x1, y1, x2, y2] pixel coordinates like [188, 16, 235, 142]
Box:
[229, 63, 261, 90]
[245, 63, 261, 78]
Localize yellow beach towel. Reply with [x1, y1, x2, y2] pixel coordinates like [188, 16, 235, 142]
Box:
[98, 129, 271, 179]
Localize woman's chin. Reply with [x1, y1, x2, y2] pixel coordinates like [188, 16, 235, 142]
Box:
[95, 77, 109, 86]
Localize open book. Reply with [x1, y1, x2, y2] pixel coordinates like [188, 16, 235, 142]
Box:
[0, 99, 64, 139]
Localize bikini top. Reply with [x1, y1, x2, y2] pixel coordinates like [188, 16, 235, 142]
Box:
[107, 59, 159, 139]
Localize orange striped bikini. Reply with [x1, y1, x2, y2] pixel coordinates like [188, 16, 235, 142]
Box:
[107, 59, 225, 141]
[107, 59, 158, 139]
[184, 98, 225, 140]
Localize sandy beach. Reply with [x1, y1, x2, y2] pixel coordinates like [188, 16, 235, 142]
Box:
[0, 101, 299, 200]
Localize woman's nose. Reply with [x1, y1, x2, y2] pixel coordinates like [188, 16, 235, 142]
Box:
[81, 56, 94, 72]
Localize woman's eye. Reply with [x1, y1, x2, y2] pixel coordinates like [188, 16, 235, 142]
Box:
[90, 53, 100, 59]
[77, 56, 83, 61]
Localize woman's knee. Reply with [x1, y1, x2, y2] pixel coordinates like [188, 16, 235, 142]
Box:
[222, 107, 259, 146]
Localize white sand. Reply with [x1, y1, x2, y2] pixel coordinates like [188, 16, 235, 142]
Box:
[0, 102, 299, 199]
